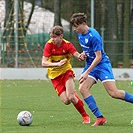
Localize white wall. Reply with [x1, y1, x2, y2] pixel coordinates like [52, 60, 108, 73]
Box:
[0, 68, 133, 80]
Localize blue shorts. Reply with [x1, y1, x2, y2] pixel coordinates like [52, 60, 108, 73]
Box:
[83, 61, 115, 83]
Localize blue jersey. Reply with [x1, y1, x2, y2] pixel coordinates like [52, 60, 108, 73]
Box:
[77, 28, 109, 66]
[77, 28, 115, 82]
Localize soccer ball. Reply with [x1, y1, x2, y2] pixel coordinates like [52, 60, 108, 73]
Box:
[17, 111, 33, 126]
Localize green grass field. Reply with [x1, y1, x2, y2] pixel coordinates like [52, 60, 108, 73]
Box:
[0, 80, 133, 133]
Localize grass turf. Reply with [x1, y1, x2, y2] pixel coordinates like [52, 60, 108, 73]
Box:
[0, 80, 133, 133]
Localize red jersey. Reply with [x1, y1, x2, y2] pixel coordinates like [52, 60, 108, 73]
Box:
[43, 39, 77, 79]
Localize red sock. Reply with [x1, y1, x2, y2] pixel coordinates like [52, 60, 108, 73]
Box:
[74, 90, 84, 106]
[73, 97, 88, 117]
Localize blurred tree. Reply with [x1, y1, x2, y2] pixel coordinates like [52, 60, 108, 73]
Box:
[123, 1, 130, 67]
[3, 0, 14, 44]
[106, 0, 118, 67]
[54, 0, 62, 26]
[2, 0, 36, 67]
[3, 0, 36, 41]
[2, 0, 132, 68]
[21, 0, 36, 35]
[2, 0, 14, 66]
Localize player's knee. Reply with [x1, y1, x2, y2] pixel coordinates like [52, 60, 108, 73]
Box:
[79, 86, 86, 95]
[62, 99, 70, 105]
[109, 92, 118, 99]
[110, 94, 116, 98]
[67, 94, 75, 102]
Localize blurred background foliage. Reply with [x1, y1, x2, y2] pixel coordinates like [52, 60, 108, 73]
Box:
[0, 0, 133, 68]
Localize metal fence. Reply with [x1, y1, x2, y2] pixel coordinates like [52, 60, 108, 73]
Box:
[0, 0, 133, 68]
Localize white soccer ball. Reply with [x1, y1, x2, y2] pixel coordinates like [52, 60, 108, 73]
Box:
[17, 111, 33, 126]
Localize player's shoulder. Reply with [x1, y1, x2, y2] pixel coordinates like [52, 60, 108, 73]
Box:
[89, 28, 100, 37]
[62, 39, 73, 46]
[47, 39, 52, 43]
[44, 39, 53, 49]
[45, 39, 53, 46]
[63, 39, 70, 44]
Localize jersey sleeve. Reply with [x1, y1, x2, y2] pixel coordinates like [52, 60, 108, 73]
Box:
[43, 42, 52, 57]
[67, 42, 77, 55]
[91, 36, 102, 52]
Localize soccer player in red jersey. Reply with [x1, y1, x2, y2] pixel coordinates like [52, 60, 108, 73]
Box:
[42, 25, 90, 124]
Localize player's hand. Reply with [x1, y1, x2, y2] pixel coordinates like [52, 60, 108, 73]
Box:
[57, 58, 67, 66]
[78, 52, 87, 61]
[79, 72, 88, 84]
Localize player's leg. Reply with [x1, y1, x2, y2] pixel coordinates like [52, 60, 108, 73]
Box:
[79, 77, 106, 126]
[59, 91, 71, 105]
[65, 76, 90, 124]
[100, 62, 133, 103]
[65, 76, 77, 103]
[51, 75, 71, 105]
[103, 81, 133, 103]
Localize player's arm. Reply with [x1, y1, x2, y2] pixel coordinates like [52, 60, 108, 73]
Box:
[69, 42, 86, 61]
[86, 50, 102, 73]
[42, 56, 67, 67]
[79, 50, 102, 84]
[73, 51, 86, 61]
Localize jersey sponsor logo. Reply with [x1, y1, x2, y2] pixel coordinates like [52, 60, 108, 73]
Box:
[80, 44, 89, 49]
[85, 53, 94, 58]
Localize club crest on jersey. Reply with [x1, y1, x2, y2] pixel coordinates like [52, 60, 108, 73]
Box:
[85, 38, 88, 44]
[52, 49, 56, 52]
[62, 49, 65, 53]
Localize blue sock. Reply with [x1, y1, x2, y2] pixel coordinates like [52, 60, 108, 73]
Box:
[124, 91, 133, 103]
[84, 95, 103, 117]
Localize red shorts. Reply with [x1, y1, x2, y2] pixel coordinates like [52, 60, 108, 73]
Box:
[51, 70, 75, 96]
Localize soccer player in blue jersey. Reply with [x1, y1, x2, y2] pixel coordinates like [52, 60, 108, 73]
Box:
[70, 12, 133, 126]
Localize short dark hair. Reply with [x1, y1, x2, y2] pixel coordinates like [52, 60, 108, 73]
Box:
[49, 25, 63, 36]
[70, 13, 87, 26]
